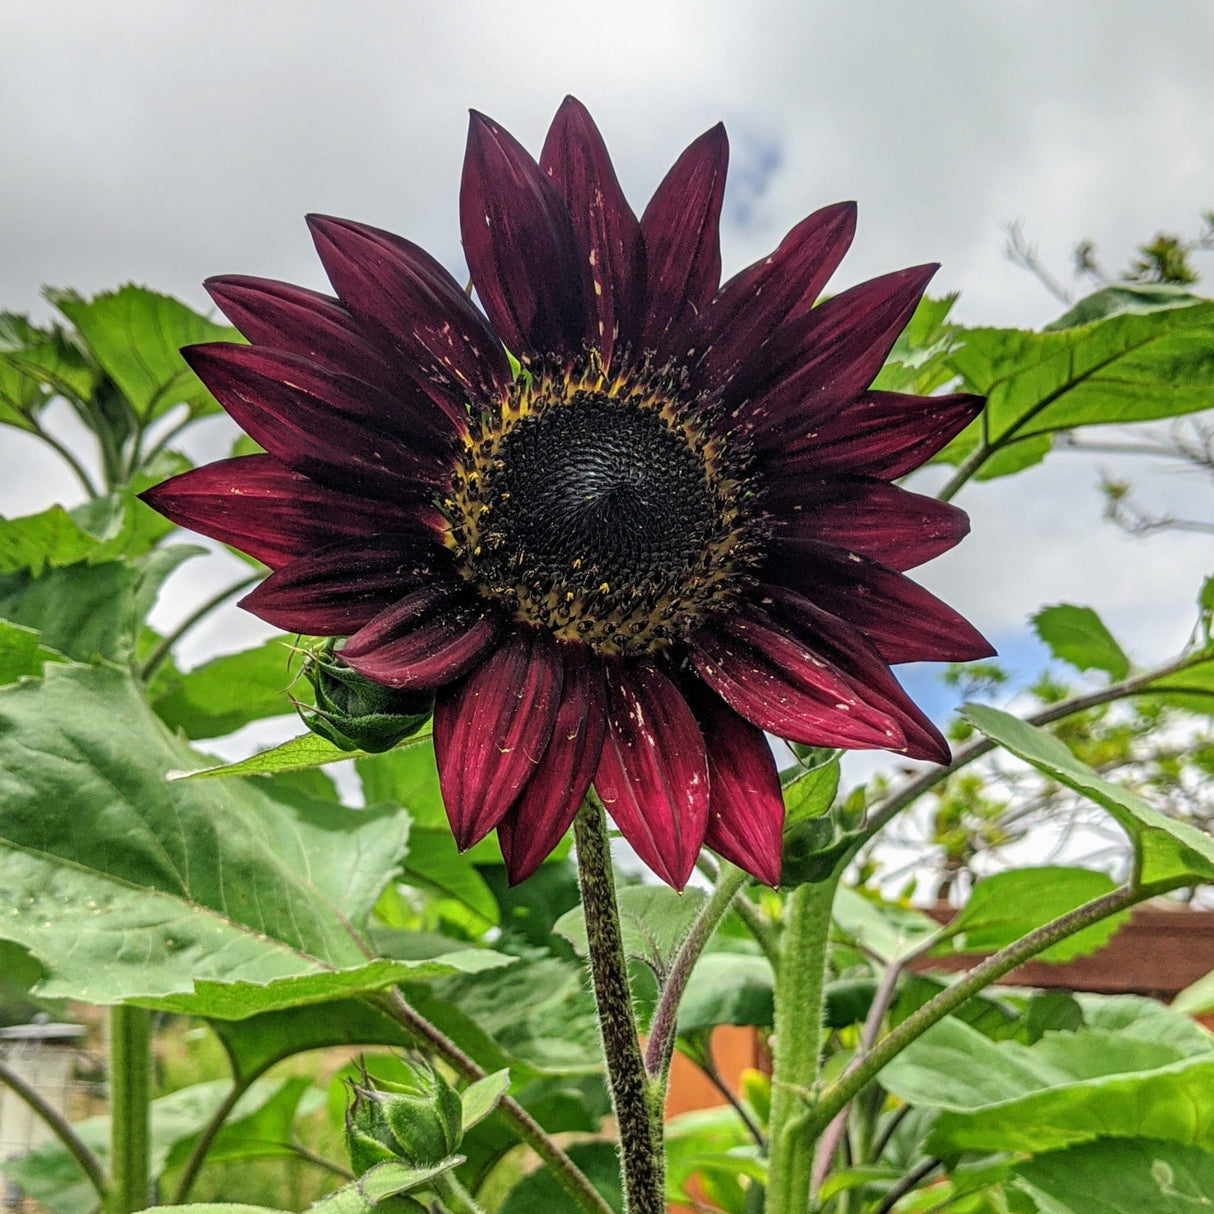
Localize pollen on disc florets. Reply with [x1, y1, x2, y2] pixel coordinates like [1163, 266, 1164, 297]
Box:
[444, 351, 766, 656]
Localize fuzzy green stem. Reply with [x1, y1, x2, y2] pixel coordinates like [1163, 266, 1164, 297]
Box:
[372, 987, 613, 1214]
[765, 870, 840, 1214]
[433, 1171, 490, 1214]
[107, 1005, 151, 1214]
[0, 1057, 109, 1204]
[805, 878, 1185, 1141]
[573, 799, 665, 1214]
[644, 861, 749, 1089]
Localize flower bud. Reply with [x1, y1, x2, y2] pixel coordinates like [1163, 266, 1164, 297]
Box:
[343, 1060, 463, 1171]
[298, 639, 432, 753]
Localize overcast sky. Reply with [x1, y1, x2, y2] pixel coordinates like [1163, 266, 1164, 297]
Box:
[1, 0, 1211, 712]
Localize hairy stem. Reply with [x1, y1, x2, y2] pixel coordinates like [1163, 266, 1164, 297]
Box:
[0, 1057, 109, 1204]
[433, 1171, 490, 1214]
[644, 861, 749, 1087]
[30, 423, 101, 498]
[765, 870, 841, 1214]
[107, 1004, 151, 1214]
[372, 987, 613, 1214]
[805, 878, 1184, 1139]
[139, 573, 261, 682]
[573, 799, 665, 1214]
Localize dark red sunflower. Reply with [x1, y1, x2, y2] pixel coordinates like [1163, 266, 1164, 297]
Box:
[142, 97, 993, 891]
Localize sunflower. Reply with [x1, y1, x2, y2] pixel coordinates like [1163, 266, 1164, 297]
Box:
[142, 97, 992, 890]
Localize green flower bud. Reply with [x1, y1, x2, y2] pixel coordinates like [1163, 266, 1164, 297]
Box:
[298, 639, 432, 753]
[343, 1060, 463, 1171]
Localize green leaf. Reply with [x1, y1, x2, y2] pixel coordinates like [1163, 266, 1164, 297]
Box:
[831, 885, 939, 964]
[0, 619, 65, 684]
[1045, 283, 1205, 330]
[881, 1016, 1214, 1155]
[1032, 604, 1131, 681]
[138, 952, 513, 1019]
[48, 285, 239, 421]
[1015, 1139, 1214, 1213]
[782, 753, 840, 824]
[499, 1141, 624, 1213]
[872, 294, 961, 395]
[171, 730, 405, 779]
[0, 312, 96, 423]
[935, 867, 1127, 962]
[962, 703, 1214, 887]
[1137, 645, 1214, 716]
[1078, 992, 1214, 1057]
[677, 953, 773, 1032]
[554, 885, 707, 974]
[211, 999, 415, 1084]
[459, 1069, 511, 1131]
[0, 545, 201, 664]
[150, 638, 300, 739]
[939, 296, 1214, 480]
[143, 1206, 289, 1213]
[0, 662, 415, 1003]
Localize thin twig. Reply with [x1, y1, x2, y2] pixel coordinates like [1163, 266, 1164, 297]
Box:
[30, 422, 101, 498]
[139, 572, 261, 682]
[172, 1072, 256, 1203]
[0, 1057, 109, 1204]
[873, 1157, 942, 1214]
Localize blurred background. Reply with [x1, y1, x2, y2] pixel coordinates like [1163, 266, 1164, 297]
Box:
[1, 0, 1211, 782]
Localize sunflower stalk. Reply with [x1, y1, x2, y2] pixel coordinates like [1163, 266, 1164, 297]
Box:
[765, 868, 842, 1214]
[573, 798, 665, 1214]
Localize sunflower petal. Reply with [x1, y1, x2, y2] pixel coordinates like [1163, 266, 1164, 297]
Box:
[306, 214, 510, 409]
[182, 343, 452, 501]
[640, 123, 729, 358]
[240, 535, 448, 634]
[774, 390, 984, 480]
[434, 627, 564, 850]
[685, 201, 856, 389]
[594, 660, 709, 890]
[727, 264, 938, 447]
[693, 692, 784, 886]
[767, 475, 971, 571]
[497, 644, 608, 884]
[691, 608, 906, 751]
[460, 110, 588, 362]
[540, 96, 644, 368]
[768, 537, 996, 664]
[138, 455, 441, 571]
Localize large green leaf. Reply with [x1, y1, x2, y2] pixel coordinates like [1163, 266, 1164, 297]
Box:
[0, 311, 96, 424]
[150, 637, 300, 739]
[1016, 1138, 1214, 1213]
[48, 285, 239, 421]
[0, 545, 200, 665]
[1031, 604, 1130, 682]
[937, 295, 1214, 480]
[0, 619, 65, 684]
[881, 1016, 1214, 1155]
[0, 662, 413, 1003]
[677, 952, 773, 1032]
[933, 867, 1127, 962]
[962, 704, 1214, 887]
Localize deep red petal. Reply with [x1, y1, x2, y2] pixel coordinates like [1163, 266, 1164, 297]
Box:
[306, 214, 510, 410]
[182, 343, 452, 502]
[340, 583, 501, 689]
[203, 275, 429, 410]
[757, 584, 951, 764]
[497, 644, 608, 884]
[433, 627, 565, 850]
[539, 96, 644, 368]
[460, 111, 588, 361]
[639, 123, 728, 359]
[726, 264, 938, 450]
[767, 475, 971, 571]
[593, 660, 710, 890]
[684, 202, 857, 389]
[767, 537, 996, 664]
[239, 535, 449, 634]
[772, 391, 985, 480]
[690, 608, 906, 752]
[139, 455, 441, 570]
[693, 692, 785, 886]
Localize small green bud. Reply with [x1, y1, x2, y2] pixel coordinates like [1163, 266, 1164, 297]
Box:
[298, 639, 432, 753]
[343, 1060, 463, 1172]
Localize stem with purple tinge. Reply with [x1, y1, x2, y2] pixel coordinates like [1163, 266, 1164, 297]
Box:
[574, 797, 665, 1214]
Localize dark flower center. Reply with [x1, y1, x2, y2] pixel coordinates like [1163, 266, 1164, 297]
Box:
[445, 360, 764, 654]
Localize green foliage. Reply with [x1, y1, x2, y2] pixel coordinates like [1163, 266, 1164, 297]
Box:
[1032, 603, 1131, 681]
